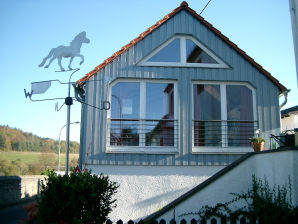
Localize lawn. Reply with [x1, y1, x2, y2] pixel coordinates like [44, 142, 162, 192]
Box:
[0, 151, 79, 169]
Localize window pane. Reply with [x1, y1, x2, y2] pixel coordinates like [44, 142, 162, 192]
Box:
[111, 82, 140, 119]
[226, 85, 254, 146]
[145, 83, 174, 146]
[110, 119, 139, 146]
[194, 121, 222, 146]
[226, 85, 253, 121]
[146, 83, 174, 119]
[145, 120, 175, 146]
[148, 39, 180, 62]
[186, 39, 218, 64]
[193, 84, 221, 146]
[110, 82, 140, 146]
[193, 84, 221, 120]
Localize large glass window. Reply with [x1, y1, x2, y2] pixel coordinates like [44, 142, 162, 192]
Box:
[193, 83, 256, 148]
[139, 35, 228, 68]
[109, 81, 176, 149]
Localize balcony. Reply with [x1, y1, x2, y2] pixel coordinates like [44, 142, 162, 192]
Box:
[107, 119, 178, 153]
[193, 120, 258, 153]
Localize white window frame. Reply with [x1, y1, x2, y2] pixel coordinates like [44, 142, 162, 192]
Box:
[192, 81, 257, 154]
[106, 79, 178, 154]
[137, 35, 229, 68]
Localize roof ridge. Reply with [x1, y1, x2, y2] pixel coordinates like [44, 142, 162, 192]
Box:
[78, 1, 286, 92]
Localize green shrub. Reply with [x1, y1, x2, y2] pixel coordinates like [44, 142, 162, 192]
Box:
[0, 159, 28, 175]
[37, 170, 119, 224]
[182, 175, 298, 224]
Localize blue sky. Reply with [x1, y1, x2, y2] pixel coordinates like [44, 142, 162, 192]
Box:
[0, 0, 297, 143]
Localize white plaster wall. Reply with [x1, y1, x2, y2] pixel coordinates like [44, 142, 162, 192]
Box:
[87, 165, 224, 222]
[158, 150, 298, 222]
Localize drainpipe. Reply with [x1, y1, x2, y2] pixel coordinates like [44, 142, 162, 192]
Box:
[279, 89, 291, 109]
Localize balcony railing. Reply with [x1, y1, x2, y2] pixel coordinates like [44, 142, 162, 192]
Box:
[107, 119, 257, 148]
[193, 120, 258, 147]
[107, 118, 178, 147]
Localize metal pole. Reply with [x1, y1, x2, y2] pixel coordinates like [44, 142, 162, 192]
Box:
[58, 125, 66, 172]
[65, 104, 71, 175]
[65, 68, 79, 175]
[58, 121, 80, 173]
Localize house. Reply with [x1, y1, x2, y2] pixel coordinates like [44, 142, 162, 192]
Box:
[76, 1, 287, 221]
[281, 105, 298, 131]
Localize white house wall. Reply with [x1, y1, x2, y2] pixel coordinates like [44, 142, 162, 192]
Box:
[87, 164, 225, 222]
[80, 9, 281, 167]
[156, 150, 298, 223]
[281, 114, 298, 131]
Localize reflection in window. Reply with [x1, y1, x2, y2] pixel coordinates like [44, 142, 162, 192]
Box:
[146, 83, 174, 120]
[193, 84, 221, 146]
[226, 85, 254, 146]
[110, 120, 139, 146]
[110, 82, 140, 146]
[111, 82, 140, 119]
[193, 83, 255, 148]
[109, 81, 176, 147]
[186, 39, 218, 64]
[148, 39, 180, 62]
[146, 83, 174, 146]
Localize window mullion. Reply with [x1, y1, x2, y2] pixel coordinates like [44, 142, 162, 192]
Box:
[181, 38, 186, 64]
[220, 84, 227, 147]
[139, 82, 146, 147]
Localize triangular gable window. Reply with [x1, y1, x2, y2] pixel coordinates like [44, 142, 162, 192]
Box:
[186, 39, 218, 64]
[138, 35, 229, 68]
[148, 38, 180, 62]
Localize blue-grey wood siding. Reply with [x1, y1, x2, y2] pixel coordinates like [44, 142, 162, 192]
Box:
[79, 9, 281, 167]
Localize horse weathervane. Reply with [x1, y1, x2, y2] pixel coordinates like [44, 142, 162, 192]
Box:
[38, 31, 90, 72]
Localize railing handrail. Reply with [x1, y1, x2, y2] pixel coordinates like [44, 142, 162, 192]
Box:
[108, 118, 177, 121]
[193, 120, 258, 123]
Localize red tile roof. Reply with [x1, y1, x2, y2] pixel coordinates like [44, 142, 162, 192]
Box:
[78, 1, 287, 92]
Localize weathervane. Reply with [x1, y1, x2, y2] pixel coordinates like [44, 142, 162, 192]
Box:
[24, 31, 110, 175]
[38, 31, 90, 72]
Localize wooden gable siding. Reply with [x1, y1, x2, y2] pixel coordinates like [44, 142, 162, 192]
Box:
[80, 9, 280, 167]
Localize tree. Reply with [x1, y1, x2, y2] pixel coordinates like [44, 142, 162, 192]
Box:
[0, 132, 7, 150]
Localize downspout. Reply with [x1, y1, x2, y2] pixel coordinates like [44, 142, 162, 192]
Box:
[279, 89, 291, 109]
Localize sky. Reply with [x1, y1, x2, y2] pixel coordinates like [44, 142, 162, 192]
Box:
[0, 0, 297, 143]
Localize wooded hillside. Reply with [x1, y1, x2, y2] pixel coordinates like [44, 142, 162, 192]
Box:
[0, 125, 79, 153]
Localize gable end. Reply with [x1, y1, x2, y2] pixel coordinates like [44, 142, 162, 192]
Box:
[78, 1, 286, 93]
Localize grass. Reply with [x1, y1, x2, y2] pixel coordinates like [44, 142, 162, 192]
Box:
[0, 151, 79, 168]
